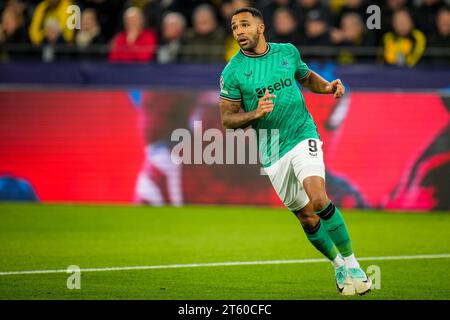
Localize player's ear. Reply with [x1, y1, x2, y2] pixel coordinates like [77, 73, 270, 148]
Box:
[258, 22, 265, 34]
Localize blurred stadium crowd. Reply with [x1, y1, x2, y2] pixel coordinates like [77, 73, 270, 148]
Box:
[0, 0, 448, 65]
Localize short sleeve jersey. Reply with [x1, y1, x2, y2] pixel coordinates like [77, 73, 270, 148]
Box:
[220, 42, 320, 167]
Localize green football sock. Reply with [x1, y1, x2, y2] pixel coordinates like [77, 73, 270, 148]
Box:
[316, 202, 353, 257]
[303, 220, 339, 261]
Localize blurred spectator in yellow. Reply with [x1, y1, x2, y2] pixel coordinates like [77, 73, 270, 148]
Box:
[109, 6, 157, 63]
[268, 7, 301, 46]
[293, 0, 331, 39]
[29, 0, 74, 45]
[157, 12, 186, 64]
[222, 0, 250, 61]
[181, 4, 225, 63]
[75, 8, 105, 59]
[302, 9, 331, 46]
[382, 9, 426, 67]
[331, 13, 376, 64]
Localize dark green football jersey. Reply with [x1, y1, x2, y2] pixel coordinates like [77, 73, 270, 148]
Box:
[219, 42, 320, 167]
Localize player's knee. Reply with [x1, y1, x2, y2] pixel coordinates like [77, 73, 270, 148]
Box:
[299, 214, 319, 230]
[309, 195, 329, 212]
[293, 206, 319, 229]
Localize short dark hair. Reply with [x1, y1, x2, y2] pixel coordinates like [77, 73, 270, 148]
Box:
[232, 7, 263, 21]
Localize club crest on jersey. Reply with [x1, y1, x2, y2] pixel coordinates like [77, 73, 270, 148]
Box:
[255, 78, 293, 98]
[281, 59, 289, 67]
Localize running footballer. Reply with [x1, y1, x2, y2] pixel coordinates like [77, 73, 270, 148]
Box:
[219, 7, 371, 295]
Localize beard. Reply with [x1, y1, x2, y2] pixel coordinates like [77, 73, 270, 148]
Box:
[238, 31, 260, 52]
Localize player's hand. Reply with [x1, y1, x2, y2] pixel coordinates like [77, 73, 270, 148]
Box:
[256, 89, 276, 118]
[326, 79, 345, 99]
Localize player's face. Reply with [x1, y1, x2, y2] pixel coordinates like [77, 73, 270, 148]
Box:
[231, 12, 263, 51]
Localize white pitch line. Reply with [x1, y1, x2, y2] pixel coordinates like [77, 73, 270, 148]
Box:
[1, 253, 449, 276]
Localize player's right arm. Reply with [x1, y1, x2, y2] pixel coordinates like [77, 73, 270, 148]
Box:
[220, 89, 275, 129]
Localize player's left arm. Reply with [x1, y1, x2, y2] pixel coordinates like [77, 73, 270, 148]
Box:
[299, 71, 345, 99]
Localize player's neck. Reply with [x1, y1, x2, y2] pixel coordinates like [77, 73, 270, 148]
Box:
[242, 40, 268, 56]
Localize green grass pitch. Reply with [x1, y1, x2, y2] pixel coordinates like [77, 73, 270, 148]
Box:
[0, 203, 449, 300]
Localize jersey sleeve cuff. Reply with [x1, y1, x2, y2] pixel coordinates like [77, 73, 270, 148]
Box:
[219, 95, 242, 102]
[296, 70, 311, 81]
